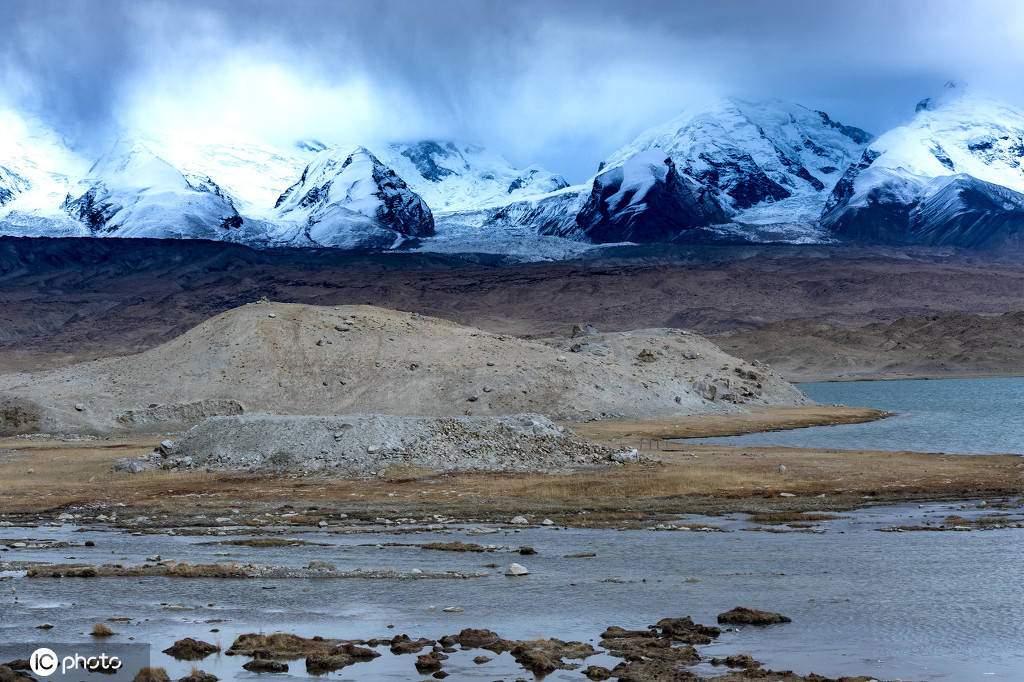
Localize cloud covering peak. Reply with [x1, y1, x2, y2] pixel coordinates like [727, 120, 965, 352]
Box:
[4, 0, 1024, 181]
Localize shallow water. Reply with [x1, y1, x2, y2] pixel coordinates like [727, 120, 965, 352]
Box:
[3, 501, 1024, 681]
[697, 377, 1024, 454]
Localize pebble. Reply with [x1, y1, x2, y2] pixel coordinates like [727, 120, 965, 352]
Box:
[509, 516, 529, 525]
[442, 606, 463, 612]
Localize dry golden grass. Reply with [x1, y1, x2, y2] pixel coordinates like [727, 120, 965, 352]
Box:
[569, 405, 888, 445]
[90, 623, 115, 637]
[131, 667, 171, 682]
[1, 405, 1021, 518]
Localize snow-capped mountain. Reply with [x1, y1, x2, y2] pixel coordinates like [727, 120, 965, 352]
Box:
[62, 139, 246, 240]
[374, 141, 569, 213]
[0, 109, 90, 235]
[564, 150, 726, 242]
[275, 146, 434, 248]
[822, 83, 1024, 248]
[0, 165, 28, 207]
[602, 98, 870, 226]
[474, 98, 870, 246]
[144, 136, 312, 219]
[5, 87, 1024, 255]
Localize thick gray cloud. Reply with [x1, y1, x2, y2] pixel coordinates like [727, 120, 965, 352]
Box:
[3, 0, 1024, 180]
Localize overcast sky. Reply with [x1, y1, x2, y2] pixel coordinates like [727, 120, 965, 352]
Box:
[3, 0, 1024, 181]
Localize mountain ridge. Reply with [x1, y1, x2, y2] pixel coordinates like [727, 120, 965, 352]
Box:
[4, 87, 1024, 254]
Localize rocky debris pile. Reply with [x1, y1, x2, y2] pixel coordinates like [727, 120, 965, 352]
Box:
[114, 413, 630, 477]
[161, 612, 888, 682]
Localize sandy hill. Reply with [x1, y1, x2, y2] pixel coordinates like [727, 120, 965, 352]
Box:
[0, 302, 807, 435]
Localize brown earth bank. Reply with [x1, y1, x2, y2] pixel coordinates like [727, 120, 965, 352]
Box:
[715, 312, 1024, 381]
[1, 408, 1019, 520]
[1, 238, 1024, 382]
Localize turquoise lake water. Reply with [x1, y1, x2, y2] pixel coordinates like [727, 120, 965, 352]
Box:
[695, 377, 1024, 454]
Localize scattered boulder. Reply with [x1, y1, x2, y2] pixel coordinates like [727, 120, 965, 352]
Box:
[162, 638, 220, 661]
[505, 562, 530, 576]
[710, 653, 762, 669]
[572, 323, 598, 338]
[414, 651, 446, 673]
[637, 349, 658, 363]
[608, 659, 698, 681]
[717, 607, 791, 625]
[654, 617, 721, 644]
[390, 635, 434, 655]
[305, 653, 355, 674]
[242, 659, 288, 673]
[0, 665, 35, 682]
[600, 625, 700, 664]
[510, 639, 597, 675]
[455, 628, 508, 653]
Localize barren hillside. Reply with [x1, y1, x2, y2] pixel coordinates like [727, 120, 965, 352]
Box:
[0, 302, 806, 435]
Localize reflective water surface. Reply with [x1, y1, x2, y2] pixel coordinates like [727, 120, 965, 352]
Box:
[3, 500, 1023, 681]
[696, 377, 1024, 454]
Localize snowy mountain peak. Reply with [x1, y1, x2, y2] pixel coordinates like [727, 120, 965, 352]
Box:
[822, 89, 1024, 248]
[915, 80, 968, 113]
[0, 165, 29, 207]
[0, 108, 88, 221]
[61, 137, 243, 239]
[573, 150, 727, 243]
[83, 139, 190, 191]
[274, 145, 434, 248]
[602, 97, 872, 225]
[375, 140, 569, 212]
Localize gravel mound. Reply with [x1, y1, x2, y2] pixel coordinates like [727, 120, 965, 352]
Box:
[116, 413, 631, 477]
